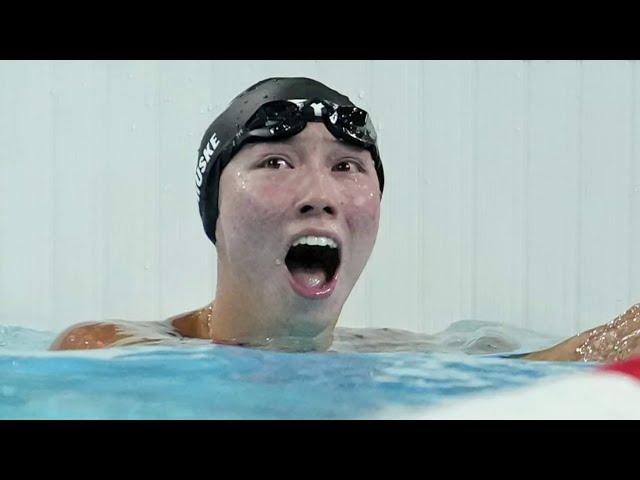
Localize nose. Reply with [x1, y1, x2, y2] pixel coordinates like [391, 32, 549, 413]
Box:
[295, 171, 339, 218]
[299, 203, 335, 216]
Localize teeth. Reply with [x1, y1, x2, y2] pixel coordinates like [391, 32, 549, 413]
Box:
[292, 235, 338, 249]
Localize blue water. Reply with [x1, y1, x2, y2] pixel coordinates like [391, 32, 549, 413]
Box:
[0, 322, 594, 419]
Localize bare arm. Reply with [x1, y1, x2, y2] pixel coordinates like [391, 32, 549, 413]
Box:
[525, 303, 640, 362]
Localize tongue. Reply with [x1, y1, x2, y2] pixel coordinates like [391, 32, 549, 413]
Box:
[290, 267, 327, 288]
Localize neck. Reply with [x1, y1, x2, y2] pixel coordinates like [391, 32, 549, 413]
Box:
[207, 277, 337, 352]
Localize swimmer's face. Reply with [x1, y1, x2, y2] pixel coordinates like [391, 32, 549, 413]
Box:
[216, 122, 381, 337]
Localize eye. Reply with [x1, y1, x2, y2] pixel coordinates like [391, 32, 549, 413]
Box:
[259, 156, 292, 169]
[332, 159, 365, 173]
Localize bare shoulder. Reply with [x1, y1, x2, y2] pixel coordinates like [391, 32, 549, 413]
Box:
[49, 304, 212, 351]
[167, 306, 211, 339]
[49, 322, 126, 351]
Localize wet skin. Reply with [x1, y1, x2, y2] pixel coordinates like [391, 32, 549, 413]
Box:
[50, 124, 640, 362]
[52, 123, 381, 352]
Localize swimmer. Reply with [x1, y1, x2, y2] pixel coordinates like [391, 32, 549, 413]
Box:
[50, 77, 640, 362]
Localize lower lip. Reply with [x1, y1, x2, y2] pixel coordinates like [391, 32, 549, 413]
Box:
[286, 270, 338, 299]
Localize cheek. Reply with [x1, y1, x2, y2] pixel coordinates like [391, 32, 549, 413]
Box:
[344, 183, 381, 239]
[219, 176, 294, 243]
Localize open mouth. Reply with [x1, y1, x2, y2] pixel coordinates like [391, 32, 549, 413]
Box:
[284, 236, 341, 299]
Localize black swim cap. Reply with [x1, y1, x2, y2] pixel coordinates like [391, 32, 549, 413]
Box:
[195, 77, 384, 244]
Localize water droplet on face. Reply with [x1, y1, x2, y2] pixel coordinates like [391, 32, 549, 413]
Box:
[275, 259, 282, 265]
[369, 192, 374, 198]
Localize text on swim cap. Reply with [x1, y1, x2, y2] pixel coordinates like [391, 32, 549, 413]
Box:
[195, 132, 221, 194]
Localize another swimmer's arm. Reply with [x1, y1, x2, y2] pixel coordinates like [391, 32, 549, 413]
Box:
[525, 302, 640, 362]
[49, 322, 130, 351]
[523, 333, 586, 361]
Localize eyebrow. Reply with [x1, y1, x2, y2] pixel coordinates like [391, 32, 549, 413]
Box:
[245, 136, 369, 157]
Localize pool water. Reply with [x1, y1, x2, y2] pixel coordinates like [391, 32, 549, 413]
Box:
[0, 321, 593, 419]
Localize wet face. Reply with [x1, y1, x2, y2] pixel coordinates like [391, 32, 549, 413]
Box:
[215, 122, 381, 339]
